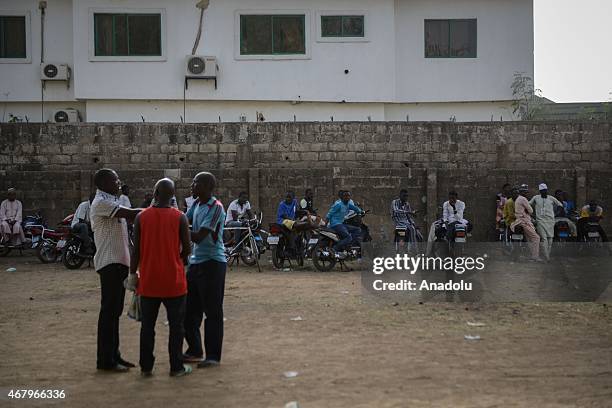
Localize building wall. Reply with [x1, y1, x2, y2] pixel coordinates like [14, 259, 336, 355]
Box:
[1, 0, 533, 122]
[0, 121, 610, 240]
[395, 0, 534, 103]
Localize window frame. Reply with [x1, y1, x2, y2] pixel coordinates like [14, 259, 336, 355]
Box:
[424, 18, 477, 59]
[316, 10, 370, 43]
[234, 10, 311, 60]
[0, 10, 31, 64]
[88, 8, 166, 62]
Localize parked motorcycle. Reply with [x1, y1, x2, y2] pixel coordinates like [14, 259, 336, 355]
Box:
[62, 232, 96, 270]
[0, 213, 46, 256]
[36, 214, 73, 263]
[394, 210, 423, 252]
[553, 219, 572, 243]
[433, 221, 468, 258]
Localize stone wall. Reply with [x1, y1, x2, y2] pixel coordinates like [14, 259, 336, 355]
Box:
[0, 122, 610, 240]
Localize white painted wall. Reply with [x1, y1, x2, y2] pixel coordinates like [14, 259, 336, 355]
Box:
[0, 0, 76, 103]
[72, 0, 396, 102]
[1, 0, 532, 122]
[84, 99, 514, 122]
[395, 0, 534, 102]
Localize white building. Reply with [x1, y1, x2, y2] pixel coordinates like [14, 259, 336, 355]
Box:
[0, 0, 533, 123]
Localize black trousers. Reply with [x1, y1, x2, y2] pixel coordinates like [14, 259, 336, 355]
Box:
[184, 260, 226, 362]
[96, 263, 128, 369]
[140, 295, 186, 373]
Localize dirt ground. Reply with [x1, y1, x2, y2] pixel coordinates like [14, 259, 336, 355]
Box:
[1, 255, 611, 408]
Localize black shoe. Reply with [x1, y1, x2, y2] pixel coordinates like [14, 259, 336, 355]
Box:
[97, 364, 129, 373]
[197, 359, 220, 369]
[117, 358, 136, 368]
[141, 370, 153, 378]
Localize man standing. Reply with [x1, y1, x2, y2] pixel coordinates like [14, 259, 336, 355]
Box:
[225, 192, 253, 246]
[90, 169, 141, 372]
[391, 189, 421, 246]
[325, 190, 364, 259]
[529, 183, 562, 261]
[71, 193, 95, 254]
[511, 184, 541, 261]
[130, 178, 192, 377]
[1, 188, 25, 245]
[183, 172, 227, 368]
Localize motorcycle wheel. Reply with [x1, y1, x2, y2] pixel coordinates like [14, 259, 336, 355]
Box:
[312, 241, 336, 272]
[271, 245, 285, 269]
[240, 246, 257, 266]
[37, 242, 58, 263]
[62, 243, 86, 270]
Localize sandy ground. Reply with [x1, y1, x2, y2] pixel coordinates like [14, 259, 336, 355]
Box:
[1, 254, 612, 408]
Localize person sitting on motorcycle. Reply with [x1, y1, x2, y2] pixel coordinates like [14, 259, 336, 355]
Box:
[577, 200, 608, 242]
[226, 191, 253, 247]
[325, 190, 364, 259]
[496, 183, 511, 232]
[0, 188, 25, 246]
[511, 184, 542, 261]
[71, 193, 95, 254]
[297, 188, 316, 218]
[553, 189, 577, 238]
[391, 189, 421, 246]
[442, 191, 472, 241]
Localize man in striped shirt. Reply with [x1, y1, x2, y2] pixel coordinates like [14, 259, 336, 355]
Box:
[391, 189, 421, 246]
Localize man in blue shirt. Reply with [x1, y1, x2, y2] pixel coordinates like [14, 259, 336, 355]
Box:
[277, 191, 297, 226]
[183, 172, 227, 369]
[326, 190, 364, 259]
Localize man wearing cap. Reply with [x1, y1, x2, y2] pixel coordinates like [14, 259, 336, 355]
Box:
[529, 183, 562, 261]
[511, 184, 541, 261]
[1, 188, 25, 245]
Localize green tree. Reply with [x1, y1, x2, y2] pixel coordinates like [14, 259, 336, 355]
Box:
[511, 72, 544, 120]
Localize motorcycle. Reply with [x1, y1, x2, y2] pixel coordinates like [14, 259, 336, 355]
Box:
[36, 214, 73, 264]
[553, 219, 572, 242]
[311, 211, 369, 272]
[223, 213, 267, 270]
[394, 211, 423, 252]
[0, 213, 46, 256]
[506, 225, 527, 260]
[433, 220, 468, 258]
[62, 232, 96, 270]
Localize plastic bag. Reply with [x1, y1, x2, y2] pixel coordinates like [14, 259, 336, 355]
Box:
[127, 292, 141, 322]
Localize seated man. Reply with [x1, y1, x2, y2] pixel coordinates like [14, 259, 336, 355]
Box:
[553, 189, 577, 238]
[391, 189, 421, 246]
[325, 190, 364, 259]
[442, 191, 472, 241]
[577, 200, 608, 242]
[71, 193, 95, 254]
[297, 188, 317, 220]
[1, 188, 25, 246]
[226, 191, 253, 246]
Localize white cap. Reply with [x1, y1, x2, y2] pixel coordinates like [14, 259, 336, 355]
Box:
[538, 183, 548, 191]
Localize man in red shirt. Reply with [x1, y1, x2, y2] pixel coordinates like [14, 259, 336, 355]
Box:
[130, 178, 192, 377]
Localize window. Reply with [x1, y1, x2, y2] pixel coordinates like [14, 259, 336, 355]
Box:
[425, 19, 477, 58]
[0, 15, 26, 59]
[240, 14, 305, 55]
[94, 13, 161, 56]
[321, 15, 364, 37]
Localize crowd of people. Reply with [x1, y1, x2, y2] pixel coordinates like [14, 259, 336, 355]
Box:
[2, 174, 609, 376]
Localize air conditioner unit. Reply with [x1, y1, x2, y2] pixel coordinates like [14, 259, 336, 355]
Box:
[41, 63, 71, 81]
[185, 55, 217, 78]
[53, 108, 80, 123]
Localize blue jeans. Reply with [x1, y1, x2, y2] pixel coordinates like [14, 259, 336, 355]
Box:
[332, 224, 361, 252]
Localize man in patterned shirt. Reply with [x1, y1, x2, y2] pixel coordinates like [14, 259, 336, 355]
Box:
[90, 168, 141, 372]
